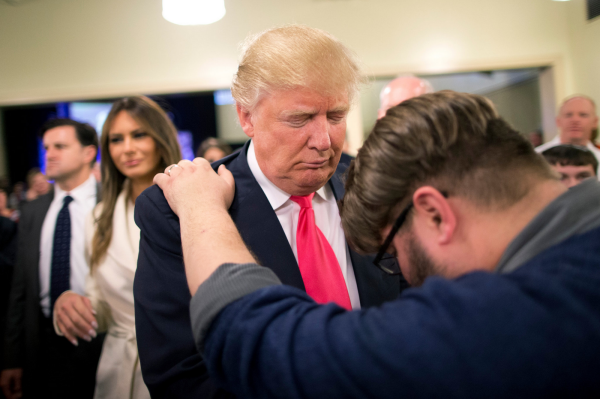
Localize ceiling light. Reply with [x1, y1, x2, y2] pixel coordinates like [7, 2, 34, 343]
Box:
[162, 0, 226, 25]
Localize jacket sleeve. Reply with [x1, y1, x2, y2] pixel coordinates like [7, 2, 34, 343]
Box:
[199, 268, 599, 399]
[2, 207, 32, 368]
[133, 186, 229, 398]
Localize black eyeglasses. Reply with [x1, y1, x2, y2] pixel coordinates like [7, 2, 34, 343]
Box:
[373, 191, 448, 275]
[372, 202, 413, 275]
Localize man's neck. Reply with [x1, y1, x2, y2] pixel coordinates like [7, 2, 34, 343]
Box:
[56, 169, 92, 192]
[468, 179, 568, 272]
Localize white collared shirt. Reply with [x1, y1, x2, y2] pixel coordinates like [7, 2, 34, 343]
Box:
[247, 141, 361, 309]
[536, 136, 600, 180]
[39, 174, 98, 317]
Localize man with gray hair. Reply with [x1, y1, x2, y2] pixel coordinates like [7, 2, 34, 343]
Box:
[536, 95, 600, 162]
[133, 25, 406, 398]
[377, 75, 434, 119]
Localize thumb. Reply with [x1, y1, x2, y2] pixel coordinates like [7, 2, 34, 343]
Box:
[153, 173, 169, 190]
[218, 165, 235, 192]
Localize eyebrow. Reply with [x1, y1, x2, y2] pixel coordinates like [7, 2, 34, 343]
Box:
[109, 128, 145, 136]
[280, 104, 350, 118]
[280, 110, 317, 119]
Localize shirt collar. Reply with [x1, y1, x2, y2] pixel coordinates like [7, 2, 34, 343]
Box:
[246, 140, 331, 211]
[553, 134, 598, 152]
[54, 174, 97, 204]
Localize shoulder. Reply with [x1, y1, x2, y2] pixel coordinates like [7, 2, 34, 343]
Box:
[135, 185, 175, 223]
[210, 146, 245, 172]
[134, 185, 182, 250]
[18, 191, 53, 226]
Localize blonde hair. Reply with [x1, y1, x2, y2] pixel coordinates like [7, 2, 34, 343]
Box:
[231, 24, 365, 110]
[91, 96, 182, 270]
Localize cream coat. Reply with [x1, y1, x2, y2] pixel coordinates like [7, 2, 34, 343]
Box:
[84, 187, 150, 399]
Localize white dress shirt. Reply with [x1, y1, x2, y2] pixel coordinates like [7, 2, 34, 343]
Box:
[39, 174, 97, 317]
[536, 136, 600, 180]
[247, 141, 361, 309]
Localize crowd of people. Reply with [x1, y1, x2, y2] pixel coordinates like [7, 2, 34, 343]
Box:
[1, 24, 599, 399]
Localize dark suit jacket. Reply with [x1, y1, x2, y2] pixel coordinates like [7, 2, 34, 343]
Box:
[0, 216, 17, 370]
[134, 141, 408, 398]
[2, 184, 102, 387]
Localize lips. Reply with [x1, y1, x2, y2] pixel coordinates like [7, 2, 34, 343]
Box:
[124, 159, 142, 167]
[303, 159, 328, 168]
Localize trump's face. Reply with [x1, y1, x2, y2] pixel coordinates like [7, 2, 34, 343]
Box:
[237, 87, 349, 196]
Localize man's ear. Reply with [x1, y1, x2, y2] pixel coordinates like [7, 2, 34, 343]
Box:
[412, 186, 456, 245]
[83, 145, 97, 166]
[236, 104, 255, 138]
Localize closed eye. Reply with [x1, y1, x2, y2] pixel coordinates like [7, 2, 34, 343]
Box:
[109, 135, 123, 144]
[133, 131, 148, 139]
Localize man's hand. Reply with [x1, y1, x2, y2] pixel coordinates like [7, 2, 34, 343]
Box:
[154, 158, 235, 219]
[0, 368, 23, 399]
[54, 291, 98, 346]
[154, 157, 254, 295]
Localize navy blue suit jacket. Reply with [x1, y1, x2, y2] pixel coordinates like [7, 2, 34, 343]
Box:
[201, 226, 600, 399]
[134, 141, 406, 398]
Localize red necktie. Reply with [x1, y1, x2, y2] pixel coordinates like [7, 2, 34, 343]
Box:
[290, 193, 352, 309]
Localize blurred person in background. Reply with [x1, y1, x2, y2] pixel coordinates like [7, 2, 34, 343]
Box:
[53, 96, 181, 399]
[536, 95, 600, 163]
[25, 168, 50, 202]
[0, 189, 13, 219]
[377, 75, 434, 119]
[528, 129, 543, 147]
[196, 137, 232, 163]
[8, 182, 26, 211]
[1, 119, 101, 399]
[0, 212, 17, 385]
[541, 144, 597, 188]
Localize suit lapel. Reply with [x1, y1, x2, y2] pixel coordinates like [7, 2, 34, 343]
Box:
[223, 142, 305, 291]
[219, 148, 402, 303]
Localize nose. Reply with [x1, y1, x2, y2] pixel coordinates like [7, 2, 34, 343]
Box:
[565, 177, 578, 188]
[307, 116, 331, 152]
[45, 146, 57, 160]
[123, 136, 135, 153]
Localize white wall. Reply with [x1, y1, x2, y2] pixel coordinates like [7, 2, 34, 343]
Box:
[567, 0, 600, 102]
[0, 0, 577, 106]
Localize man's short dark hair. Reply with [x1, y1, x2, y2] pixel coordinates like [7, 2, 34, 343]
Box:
[341, 91, 555, 254]
[541, 145, 598, 176]
[40, 118, 99, 165]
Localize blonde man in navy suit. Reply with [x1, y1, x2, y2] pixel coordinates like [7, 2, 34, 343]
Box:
[133, 25, 408, 398]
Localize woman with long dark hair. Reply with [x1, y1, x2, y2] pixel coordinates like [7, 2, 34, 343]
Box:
[53, 96, 181, 399]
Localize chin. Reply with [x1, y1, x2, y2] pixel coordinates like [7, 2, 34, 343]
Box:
[298, 169, 333, 190]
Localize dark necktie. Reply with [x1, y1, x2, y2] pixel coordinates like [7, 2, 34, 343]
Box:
[50, 195, 73, 314]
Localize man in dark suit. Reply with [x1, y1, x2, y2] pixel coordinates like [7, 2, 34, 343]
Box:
[134, 24, 408, 398]
[1, 119, 103, 399]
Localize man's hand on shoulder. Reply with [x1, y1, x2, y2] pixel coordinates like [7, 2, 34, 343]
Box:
[154, 158, 235, 220]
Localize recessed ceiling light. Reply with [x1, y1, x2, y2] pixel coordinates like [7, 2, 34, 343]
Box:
[162, 0, 226, 26]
